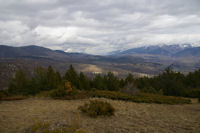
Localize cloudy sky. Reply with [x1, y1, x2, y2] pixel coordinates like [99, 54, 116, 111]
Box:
[0, 0, 200, 54]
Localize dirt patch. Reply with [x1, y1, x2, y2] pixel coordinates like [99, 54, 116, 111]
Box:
[0, 98, 199, 133]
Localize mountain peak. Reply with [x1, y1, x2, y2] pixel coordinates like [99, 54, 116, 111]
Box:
[109, 44, 194, 56]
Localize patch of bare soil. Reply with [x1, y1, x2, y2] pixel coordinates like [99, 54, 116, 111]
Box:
[0, 98, 199, 133]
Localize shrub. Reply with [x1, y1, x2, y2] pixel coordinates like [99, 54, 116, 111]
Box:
[135, 92, 191, 104]
[50, 88, 67, 98]
[141, 87, 163, 94]
[91, 90, 191, 104]
[50, 82, 78, 99]
[198, 96, 200, 103]
[62, 91, 91, 100]
[183, 89, 200, 98]
[78, 100, 115, 117]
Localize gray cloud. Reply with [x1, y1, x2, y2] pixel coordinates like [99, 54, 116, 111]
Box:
[0, 0, 200, 54]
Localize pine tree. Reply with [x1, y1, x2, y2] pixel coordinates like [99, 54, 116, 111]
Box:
[92, 74, 106, 90]
[104, 72, 120, 91]
[46, 66, 60, 90]
[32, 66, 48, 91]
[79, 72, 90, 90]
[64, 65, 79, 89]
[8, 68, 35, 95]
[125, 73, 134, 84]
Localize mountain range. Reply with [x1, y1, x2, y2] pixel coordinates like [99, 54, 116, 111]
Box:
[109, 44, 196, 56]
[0, 44, 200, 90]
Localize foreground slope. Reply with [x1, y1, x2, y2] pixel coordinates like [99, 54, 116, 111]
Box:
[0, 98, 199, 133]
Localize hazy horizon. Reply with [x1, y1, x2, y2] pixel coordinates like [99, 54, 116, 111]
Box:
[0, 0, 200, 54]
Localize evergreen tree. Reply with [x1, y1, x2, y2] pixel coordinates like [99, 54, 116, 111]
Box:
[64, 65, 79, 89]
[104, 72, 120, 91]
[79, 72, 90, 90]
[8, 69, 36, 95]
[46, 66, 60, 90]
[125, 73, 134, 84]
[32, 66, 48, 91]
[185, 69, 200, 88]
[92, 74, 106, 90]
[56, 71, 62, 82]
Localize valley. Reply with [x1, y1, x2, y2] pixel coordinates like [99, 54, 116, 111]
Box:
[1, 44, 200, 90]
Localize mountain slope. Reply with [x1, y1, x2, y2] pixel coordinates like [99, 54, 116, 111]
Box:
[173, 47, 200, 57]
[116, 45, 185, 56]
[0, 45, 65, 59]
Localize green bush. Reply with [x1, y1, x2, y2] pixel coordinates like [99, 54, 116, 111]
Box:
[50, 88, 67, 98]
[91, 90, 191, 104]
[183, 89, 200, 98]
[91, 90, 133, 101]
[62, 91, 91, 100]
[135, 93, 191, 104]
[50, 83, 78, 99]
[79, 100, 115, 117]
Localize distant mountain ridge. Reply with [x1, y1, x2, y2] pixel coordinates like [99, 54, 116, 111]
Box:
[0, 45, 59, 58]
[1, 44, 200, 90]
[109, 44, 199, 57]
[174, 47, 200, 57]
[0, 44, 200, 74]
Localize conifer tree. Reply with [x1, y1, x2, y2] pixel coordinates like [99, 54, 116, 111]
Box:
[8, 68, 35, 95]
[104, 72, 120, 91]
[125, 73, 134, 84]
[64, 65, 79, 89]
[46, 66, 60, 90]
[32, 66, 48, 91]
[92, 74, 106, 90]
[79, 72, 90, 90]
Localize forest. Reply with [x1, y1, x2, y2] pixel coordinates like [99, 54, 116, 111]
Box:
[2, 65, 199, 99]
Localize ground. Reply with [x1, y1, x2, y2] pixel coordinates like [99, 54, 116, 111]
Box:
[0, 98, 200, 133]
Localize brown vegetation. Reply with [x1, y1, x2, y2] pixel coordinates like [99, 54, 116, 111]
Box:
[79, 100, 115, 117]
[0, 98, 199, 133]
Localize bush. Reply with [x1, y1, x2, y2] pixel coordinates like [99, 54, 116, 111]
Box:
[183, 89, 200, 98]
[135, 92, 191, 104]
[198, 96, 200, 103]
[50, 82, 78, 99]
[78, 100, 115, 117]
[91, 90, 133, 101]
[91, 90, 191, 104]
[62, 91, 91, 100]
[50, 88, 67, 98]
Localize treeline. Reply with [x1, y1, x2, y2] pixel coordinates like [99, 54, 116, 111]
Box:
[6, 65, 200, 98]
[136, 68, 200, 98]
[7, 65, 132, 95]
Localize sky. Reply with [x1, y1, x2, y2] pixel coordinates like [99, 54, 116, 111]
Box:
[0, 0, 200, 55]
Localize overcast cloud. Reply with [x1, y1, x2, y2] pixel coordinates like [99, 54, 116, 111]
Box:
[0, 0, 200, 54]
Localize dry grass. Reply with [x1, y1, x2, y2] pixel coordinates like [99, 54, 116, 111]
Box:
[0, 98, 200, 133]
